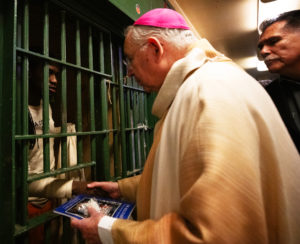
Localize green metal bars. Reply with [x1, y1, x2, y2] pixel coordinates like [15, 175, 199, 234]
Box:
[0, 0, 156, 242]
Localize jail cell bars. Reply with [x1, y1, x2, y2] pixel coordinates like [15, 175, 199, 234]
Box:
[13, 0, 153, 242]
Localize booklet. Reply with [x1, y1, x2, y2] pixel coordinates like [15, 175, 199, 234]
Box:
[53, 194, 135, 220]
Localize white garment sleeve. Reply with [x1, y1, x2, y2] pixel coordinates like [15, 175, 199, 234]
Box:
[98, 216, 117, 244]
[28, 178, 73, 198]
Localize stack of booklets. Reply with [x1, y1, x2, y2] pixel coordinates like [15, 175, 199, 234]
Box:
[54, 194, 135, 220]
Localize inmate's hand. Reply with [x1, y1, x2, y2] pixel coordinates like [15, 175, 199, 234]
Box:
[71, 207, 103, 244]
[87, 181, 121, 199]
[72, 181, 109, 197]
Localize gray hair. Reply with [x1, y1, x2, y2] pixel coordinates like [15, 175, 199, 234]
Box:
[124, 25, 197, 51]
[259, 10, 300, 34]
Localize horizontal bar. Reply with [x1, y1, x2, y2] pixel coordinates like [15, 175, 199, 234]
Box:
[27, 162, 96, 183]
[15, 129, 117, 139]
[14, 212, 57, 237]
[126, 168, 143, 176]
[112, 169, 143, 181]
[124, 127, 150, 132]
[123, 84, 145, 92]
[16, 47, 112, 79]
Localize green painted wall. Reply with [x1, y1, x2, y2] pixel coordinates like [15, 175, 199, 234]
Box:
[109, 0, 169, 20]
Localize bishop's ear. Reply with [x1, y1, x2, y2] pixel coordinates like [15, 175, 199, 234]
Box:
[147, 37, 164, 61]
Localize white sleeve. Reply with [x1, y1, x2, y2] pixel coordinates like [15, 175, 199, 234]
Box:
[28, 178, 73, 198]
[98, 215, 117, 244]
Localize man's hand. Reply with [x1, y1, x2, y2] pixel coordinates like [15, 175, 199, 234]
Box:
[72, 181, 109, 197]
[87, 182, 121, 199]
[71, 207, 104, 244]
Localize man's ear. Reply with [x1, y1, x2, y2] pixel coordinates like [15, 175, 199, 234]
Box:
[147, 37, 164, 62]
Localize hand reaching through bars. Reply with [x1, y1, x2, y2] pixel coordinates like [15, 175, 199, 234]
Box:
[72, 181, 111, 197]
[87, 181, 121, 199]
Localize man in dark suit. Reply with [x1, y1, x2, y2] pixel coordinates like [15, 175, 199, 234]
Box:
[258, 10, 300, 152]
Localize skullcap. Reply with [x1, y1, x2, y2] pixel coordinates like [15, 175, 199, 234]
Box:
[134, 8, 190, 30]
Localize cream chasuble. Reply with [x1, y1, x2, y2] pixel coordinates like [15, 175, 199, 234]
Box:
[113, 39, 300, 244]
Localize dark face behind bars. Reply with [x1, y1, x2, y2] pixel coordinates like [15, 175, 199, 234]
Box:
[29, 62, 59, 106]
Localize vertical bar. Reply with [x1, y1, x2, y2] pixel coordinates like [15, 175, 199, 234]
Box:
[42, 0, 50, 172]
[146, 93, 156, 147]
[60, 10, 67, 168]
[100, 80, 110, 179]
[144, 93, 151, 155]
[139, 92, 146, 165]
[118, 47, 127, 177]
[1, 0, 17, 242]
[88, 26, 96, 163]
[126, 89, 134, 171]
[98, 32, 110, 180]
[110, 41, 120, 178]
[110, 44, 120, 178]
[14, 5, 21, 235]
[15, 0, 23, 134]
[20, 0, 29, 227]
[43, 3, 51, 241]
[75, 20, 83, 163]
[112, 84, 120, 176]
[44, 221, 51, 244]
[62, 218, 72, 244]
[133, 92, 141, 169]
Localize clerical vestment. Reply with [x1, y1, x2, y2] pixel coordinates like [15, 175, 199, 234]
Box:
[111, 39, 300, 244]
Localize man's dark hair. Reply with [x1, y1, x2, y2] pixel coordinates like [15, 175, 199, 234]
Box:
[259, 10, 300, 33]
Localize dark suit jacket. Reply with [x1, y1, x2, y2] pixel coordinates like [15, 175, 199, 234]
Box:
[266, 77, 300, 153]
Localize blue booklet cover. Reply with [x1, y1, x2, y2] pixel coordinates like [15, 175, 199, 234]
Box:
[53, 194, 135, 220]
